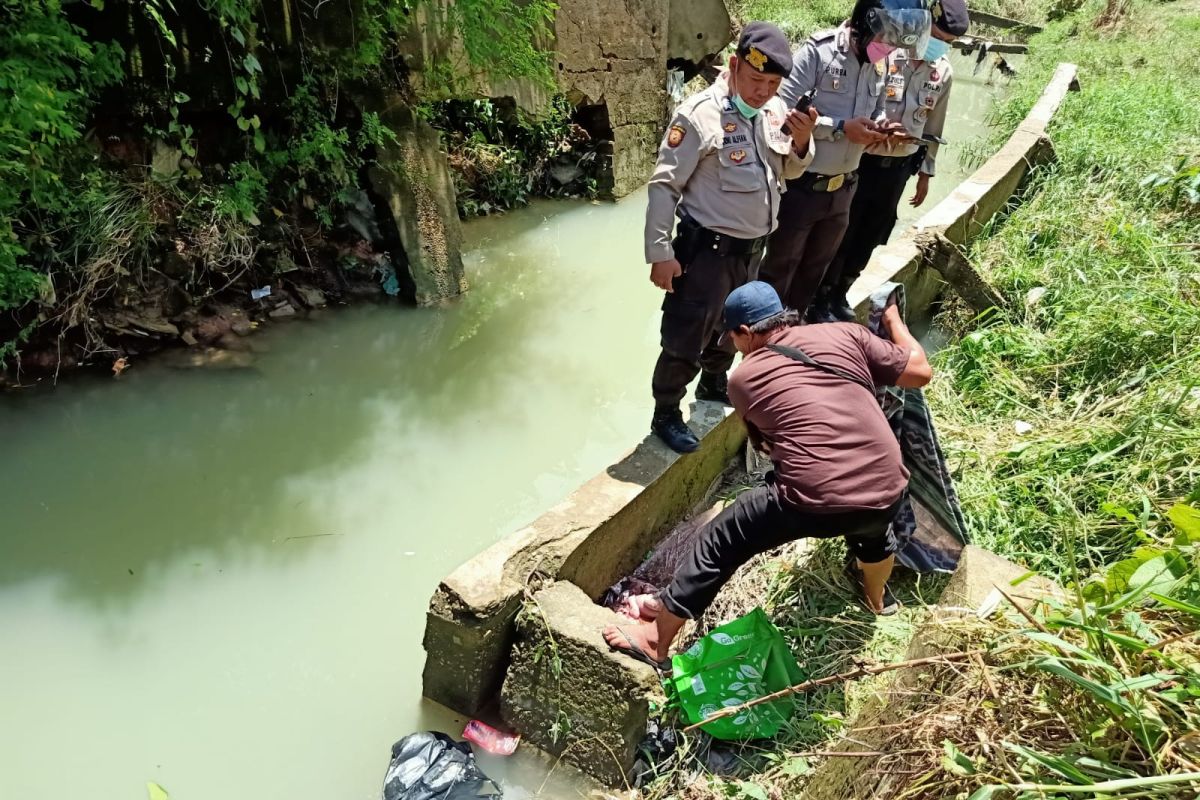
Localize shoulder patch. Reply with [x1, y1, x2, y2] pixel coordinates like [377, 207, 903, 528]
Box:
[667, 125, 687, 148]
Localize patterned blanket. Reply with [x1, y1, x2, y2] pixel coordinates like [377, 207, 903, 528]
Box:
[868, 282, 969, 573]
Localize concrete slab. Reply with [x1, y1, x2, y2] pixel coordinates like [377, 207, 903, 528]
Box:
[500, 581, 662, 786]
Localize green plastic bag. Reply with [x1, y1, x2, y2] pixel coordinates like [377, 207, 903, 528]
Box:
[665, 607, 805, 740]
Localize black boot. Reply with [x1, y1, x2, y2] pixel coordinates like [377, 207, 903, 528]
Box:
[695, 370, 730, 404]
[651, 407, 700, 453]
[806, 292, 836, 324]
[826, 287, 857, 322]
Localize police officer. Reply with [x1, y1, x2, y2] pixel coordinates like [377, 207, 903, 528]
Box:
[818, 1, 969, 321]
[759, 0, 967, 320]
[645, 22, 816, 453]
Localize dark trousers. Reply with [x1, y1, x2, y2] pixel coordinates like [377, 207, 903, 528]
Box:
[660, 481, 902, 620]
[758, 177, 858, 317]
[652, 248, 756, 410]
[822, 154, 914, 294]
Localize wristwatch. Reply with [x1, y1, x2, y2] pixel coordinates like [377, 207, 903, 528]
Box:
[832, 119, 846, 141]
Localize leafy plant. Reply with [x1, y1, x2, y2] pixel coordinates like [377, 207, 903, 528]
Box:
[1142, 157, 1200, 210]
[0, 0, 122, 310]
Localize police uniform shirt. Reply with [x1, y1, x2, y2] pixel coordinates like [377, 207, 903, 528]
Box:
[644, 79, 816, 264]
[778, 24, 887, 177]
[869, 52, 953, 175]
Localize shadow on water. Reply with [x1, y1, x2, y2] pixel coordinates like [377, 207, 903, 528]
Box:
[0, 198, 627, 608]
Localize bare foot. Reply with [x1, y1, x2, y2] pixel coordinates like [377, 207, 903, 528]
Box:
[629, 594, 662, 622]
[603, 621, 669, 664]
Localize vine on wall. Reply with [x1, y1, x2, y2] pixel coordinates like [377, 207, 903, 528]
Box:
[0, 0, 558, 364]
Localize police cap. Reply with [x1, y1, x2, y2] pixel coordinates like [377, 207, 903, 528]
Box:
[737, 22, 793, 77]
[931, 0, 970, 36]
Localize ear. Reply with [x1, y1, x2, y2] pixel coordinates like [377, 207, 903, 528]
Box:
[739, 324, 753, 337]
[728, 54, 739, 73]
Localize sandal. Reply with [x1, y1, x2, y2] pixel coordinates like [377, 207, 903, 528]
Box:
[844, 560, 902, 616]
[607, 626, 671, 674]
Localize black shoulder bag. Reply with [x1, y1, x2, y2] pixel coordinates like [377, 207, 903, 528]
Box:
[766, 343, 876, 394]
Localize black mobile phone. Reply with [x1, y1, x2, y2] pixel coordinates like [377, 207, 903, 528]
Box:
[782, 92, 814, 135]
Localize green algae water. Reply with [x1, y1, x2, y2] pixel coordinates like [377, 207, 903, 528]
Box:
[0, 52, 1005, 800]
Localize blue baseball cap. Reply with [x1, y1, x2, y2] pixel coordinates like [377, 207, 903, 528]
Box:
[724, 281, 784, 331]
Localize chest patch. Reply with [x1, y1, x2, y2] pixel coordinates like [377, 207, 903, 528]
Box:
[722, 133, 749, 147]
[723, 122, 738, 133]
[729, 149, 748, 164]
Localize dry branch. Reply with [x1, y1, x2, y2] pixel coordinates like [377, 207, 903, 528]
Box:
[681, 649, 985, 733]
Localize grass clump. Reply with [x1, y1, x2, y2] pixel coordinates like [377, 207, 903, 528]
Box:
[728, 0, 847, 40]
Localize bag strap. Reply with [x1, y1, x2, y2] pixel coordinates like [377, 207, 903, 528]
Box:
[766, 343, 875, 394]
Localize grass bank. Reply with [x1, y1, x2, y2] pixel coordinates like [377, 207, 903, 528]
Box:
[634, 2, 1200, 798]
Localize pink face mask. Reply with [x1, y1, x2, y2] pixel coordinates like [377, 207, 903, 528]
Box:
[867, 42, 896, 64]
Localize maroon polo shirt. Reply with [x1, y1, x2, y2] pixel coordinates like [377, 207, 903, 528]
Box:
[728, 323, 912, 512]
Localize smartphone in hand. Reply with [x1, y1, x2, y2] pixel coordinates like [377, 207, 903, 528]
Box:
[781, 92, 814, 135]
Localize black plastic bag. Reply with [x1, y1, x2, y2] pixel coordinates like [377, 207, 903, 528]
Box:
[382, 732, 502, 800]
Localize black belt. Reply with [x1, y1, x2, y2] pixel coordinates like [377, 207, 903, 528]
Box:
[796, 170, 858, 193]
[695, 227, 768, 257]
[861, 153, 912, 169]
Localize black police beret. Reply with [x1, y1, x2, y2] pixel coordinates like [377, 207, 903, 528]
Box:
[931, 0, 970, 36]
[737, 22, 793, 77]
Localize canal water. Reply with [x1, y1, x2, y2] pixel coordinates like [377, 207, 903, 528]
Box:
[0, 52, 1007, 800]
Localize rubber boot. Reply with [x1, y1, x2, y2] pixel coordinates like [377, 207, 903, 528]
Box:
[695, 370, 730, 405]
[651, 407, 700, 454]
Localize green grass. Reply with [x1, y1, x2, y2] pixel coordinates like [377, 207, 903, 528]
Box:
[729, 0, 847, 41]
[929, 0, 1200, 581]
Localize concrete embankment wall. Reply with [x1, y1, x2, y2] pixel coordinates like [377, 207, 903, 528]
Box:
[421, 63, 1080, 786]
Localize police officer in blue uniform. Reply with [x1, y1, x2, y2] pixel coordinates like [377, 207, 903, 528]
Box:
[759, 0, 968, 319]
[818, 0, 970, 321]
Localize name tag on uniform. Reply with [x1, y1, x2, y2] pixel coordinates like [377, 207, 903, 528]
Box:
[722, 133, 749, 147]
[827, 173, 845, 191]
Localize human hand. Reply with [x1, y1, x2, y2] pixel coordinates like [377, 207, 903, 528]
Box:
[844, 117, 887, 145]
[880, 303, 903, 334]
[650, 259, 683, 292]
[784, 107, 818, 143]
[909, 173, 930, 207]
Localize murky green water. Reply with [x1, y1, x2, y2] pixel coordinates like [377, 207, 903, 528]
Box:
[894, 50, 1015, 232]
[0, 53, 1008, 800]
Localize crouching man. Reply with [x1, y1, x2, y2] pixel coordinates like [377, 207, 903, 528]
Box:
[605, 281, 931, 666]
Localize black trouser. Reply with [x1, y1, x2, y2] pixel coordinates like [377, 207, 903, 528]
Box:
[660, 480, 902, 620]
[758, 174, 858, 317]
[652, 247, 757, 411]
[821, 154, 915, 296]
